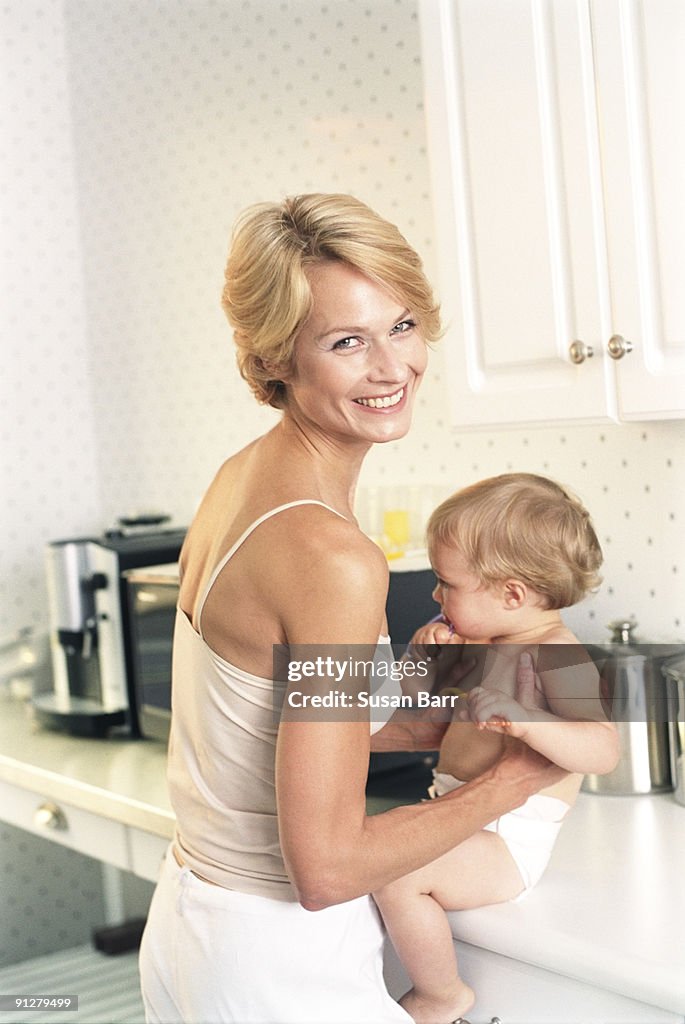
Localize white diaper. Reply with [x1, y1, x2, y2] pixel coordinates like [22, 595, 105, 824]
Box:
[429, 771, 570, 899]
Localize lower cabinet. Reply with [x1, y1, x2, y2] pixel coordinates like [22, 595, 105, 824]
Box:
[0, 777, 170, 883]
[126, 826, 169, 882]
[384, 937, 683, 1024]
[0, 778, 129, 870]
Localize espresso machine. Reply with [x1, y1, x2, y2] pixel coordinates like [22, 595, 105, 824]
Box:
[34, 524, 185, 737]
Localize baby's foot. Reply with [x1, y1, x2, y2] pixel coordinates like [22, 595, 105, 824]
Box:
[399, 980, 475, 1024]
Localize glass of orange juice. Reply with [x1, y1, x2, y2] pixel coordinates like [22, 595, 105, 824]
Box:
[382, 508, 410, 558]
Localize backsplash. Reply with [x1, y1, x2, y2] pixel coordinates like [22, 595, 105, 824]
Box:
[2, 0, 684, 645]
[358, 419, 684, 643]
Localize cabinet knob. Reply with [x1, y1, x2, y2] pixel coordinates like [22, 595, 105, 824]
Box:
[569, 340, 594, 364]
[34, 801, 67, 831]
[607, 334, 633, 360]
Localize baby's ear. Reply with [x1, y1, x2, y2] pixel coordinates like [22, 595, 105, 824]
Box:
[502, 579, 527, 609]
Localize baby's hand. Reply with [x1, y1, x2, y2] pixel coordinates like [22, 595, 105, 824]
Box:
[408, 617, 463, 661]
[463, 686, 528, 737]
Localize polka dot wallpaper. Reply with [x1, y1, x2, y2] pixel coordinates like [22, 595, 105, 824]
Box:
[2, 0, 684, 652]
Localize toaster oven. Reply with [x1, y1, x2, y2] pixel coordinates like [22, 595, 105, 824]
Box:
[124, 563, 180, 741]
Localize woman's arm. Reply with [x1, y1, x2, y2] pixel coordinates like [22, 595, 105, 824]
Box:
[278, 719, 566, 910]
[274, 532, 565, 911]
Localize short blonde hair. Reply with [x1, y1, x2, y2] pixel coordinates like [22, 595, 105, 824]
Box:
[427, 473, 602, 609]
[221, 193, 442, 408]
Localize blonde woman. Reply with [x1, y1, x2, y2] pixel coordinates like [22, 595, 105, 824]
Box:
[374, 474, 620, 1024]
[138, 197, 564, 1024]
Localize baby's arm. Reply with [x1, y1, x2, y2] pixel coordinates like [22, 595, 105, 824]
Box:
[466, 644, 620, 776]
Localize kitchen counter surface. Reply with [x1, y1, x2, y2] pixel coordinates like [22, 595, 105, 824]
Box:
[0, 693, 683, 1015]
[447, 787, 685, 1015]
[0, 694, 174, 838]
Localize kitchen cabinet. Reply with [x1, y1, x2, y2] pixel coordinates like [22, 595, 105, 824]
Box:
[127, 824, 170, 882]
[0, 777, 130, 870]
[385, 939, 683, 1023]
[0, 774, 169, 883]
[419, 0, 685, 427]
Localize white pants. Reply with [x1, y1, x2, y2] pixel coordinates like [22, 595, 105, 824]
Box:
[139, 846, 411, 1024]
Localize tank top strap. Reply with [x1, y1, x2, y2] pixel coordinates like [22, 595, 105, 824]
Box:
[196, 499, 347, 636]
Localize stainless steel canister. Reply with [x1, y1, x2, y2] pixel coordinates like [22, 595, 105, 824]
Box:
[662, 656, 685, 806]
[582, 621, 672, 796]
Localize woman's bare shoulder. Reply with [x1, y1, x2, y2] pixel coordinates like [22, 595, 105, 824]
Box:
[267, 507, 389, 643]
[274, 503, 387, 577]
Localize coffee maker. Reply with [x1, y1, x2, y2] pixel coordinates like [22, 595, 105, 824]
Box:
[34, 524, 185, 737]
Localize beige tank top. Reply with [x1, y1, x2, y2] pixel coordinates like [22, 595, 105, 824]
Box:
[167, 500, 396, 901]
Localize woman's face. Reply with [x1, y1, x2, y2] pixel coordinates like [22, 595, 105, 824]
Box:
[284, 261, 428, 446]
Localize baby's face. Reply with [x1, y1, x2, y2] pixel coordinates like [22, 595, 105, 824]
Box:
[430, 543, 506, 642]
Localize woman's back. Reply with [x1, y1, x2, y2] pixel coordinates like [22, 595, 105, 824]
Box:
[170, 427, 381, 897]
[178, 429, 381, 674]
[169, 600, 292, 898]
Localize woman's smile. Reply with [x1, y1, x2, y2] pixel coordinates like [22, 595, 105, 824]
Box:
[353, 386, 406, 410]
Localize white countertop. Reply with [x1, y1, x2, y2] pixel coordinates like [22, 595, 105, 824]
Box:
[0, 694, 174, 838]
[1, 693, 683, 1014]
[448, 790, 685, 1014]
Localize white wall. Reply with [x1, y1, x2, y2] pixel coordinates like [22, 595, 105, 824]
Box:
[1, 0, 684, 644]
[1, 0, 103, 632]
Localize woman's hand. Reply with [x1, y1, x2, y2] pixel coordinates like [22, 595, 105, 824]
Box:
[513, 650, 547, 710]
[489, 732, 568, 798]
[487, 650, 571, 794]
[458, 649, 543, 737]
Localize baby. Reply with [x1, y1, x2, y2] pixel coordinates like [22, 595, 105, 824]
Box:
[374, 473, 619, 1024]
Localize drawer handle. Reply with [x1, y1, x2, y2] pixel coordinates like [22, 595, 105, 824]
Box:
[34, 801, 68, 831]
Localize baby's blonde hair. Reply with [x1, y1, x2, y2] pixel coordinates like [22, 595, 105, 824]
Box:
[427, 473, 602, 609]
[221, 193, 442, 408]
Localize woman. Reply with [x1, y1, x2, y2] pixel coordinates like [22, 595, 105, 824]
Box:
[139, 193, 563, 1023]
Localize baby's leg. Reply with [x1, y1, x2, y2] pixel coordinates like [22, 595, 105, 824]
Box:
[374, 829, 524, 1024]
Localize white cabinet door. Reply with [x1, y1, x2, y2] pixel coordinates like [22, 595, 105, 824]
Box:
[420, 0, 615, 427]
[384, 939, 683, 1023]
[420, 0, 685, 427]
[592, 0, 685, 420]
[127, 826, 169, 882]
